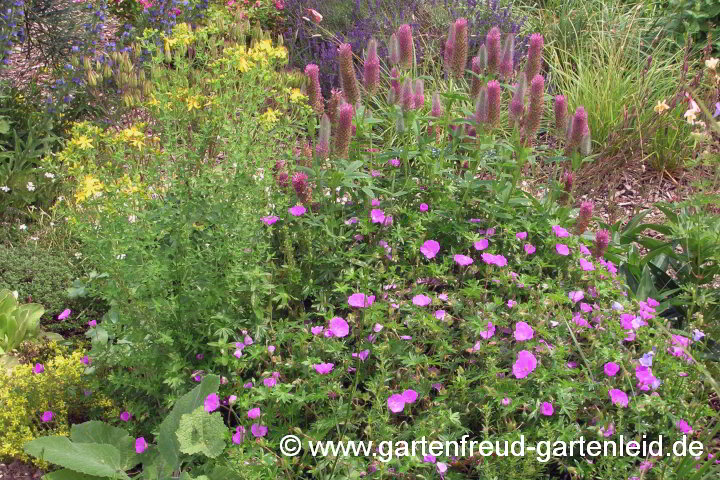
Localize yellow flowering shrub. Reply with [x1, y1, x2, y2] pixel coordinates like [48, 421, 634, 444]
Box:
[0, 348, 116, 464]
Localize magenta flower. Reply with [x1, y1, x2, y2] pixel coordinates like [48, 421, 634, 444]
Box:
[579, 258, 595, 271]
[232, 426, 246, 444]
[388, 393, 406, 413]
[329, 317, 350, 337]
[402, 389, 418, 403]
[676, 419, 693, 434]
[481, 253, 508, 266]
[568, 290, 584, 303]
[58, 309, 71, 320]
[502, 397, 511, 406]
[396, 24, 414, 69]
[434, 309, 446, 320]
[261, 215, 279, 225]
[556, 244, 570, 255]
[454, 254, 473, 266]
[516, 232, 527, 240]
[480, 321, 495, 339]
[120, 411, 132, 422]
[514, 322, 534, 341]
[474, 238, 489, 250]
[88, 320, 97, 327]
[419, 203, 429, 212]
[248, 407, 261, 419]
[263, 377, 277, 388]
[524, 244, 536, 255]
[389, 158, 400, 167]
[289, 205, 306, 216]
[311, 326, 324, 335]
[604, 362, 620, 377]
[507, 299, 517, 309]
[251, 424, 268, 437]
[552, 225, 570, 238]
[352, 349, 370, 361]
[370, 209, 385, 223]
[374, 323, 384, 332]
[541, 401, 554, 416]
[400, 335, 412, 340]
[268, 345, 276, 354]
[412, 294, 432, 306]
[41, 411, 54, 422]
[348, 293, 375, 308]
[33, 363, 44, 374]
[420, 240, 440, 259]
[437, 463, 448, 474]
[135, 437, 148, 454]
[513, 350, 538, 379]
[313, 363, 334, 374]
[204, 393, 220, 412]
[609, 389, 629, 407]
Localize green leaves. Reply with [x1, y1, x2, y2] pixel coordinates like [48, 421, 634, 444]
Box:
[24, 436, 131, 479]
[176, 407, 226, 458]
[157, 375, 221, 468]
[0, 288, 44, 353]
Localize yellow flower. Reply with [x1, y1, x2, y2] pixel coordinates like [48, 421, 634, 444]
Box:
[147, 94, 159, 107]
[75, 175, 104, 203]
[186, 96, 202, 112]
[706, 57, 719, 70]
[260, 108, 279, 127]
[653, 100, 670, 114]
[289, 88, 306, 103]
[71, 135, 94, 150]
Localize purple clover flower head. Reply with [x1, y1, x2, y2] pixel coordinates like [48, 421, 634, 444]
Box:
[594, 229, 611, 258]
[565, 106, 589, 155]
[525, 33, 544, 81]
[499, 32, 515, 78]
[363, 38, 380, 94]
[487, 80, 502, 125]
[525, 74, 544, 139]
[413, 79, 425, 109]
[401, 78, 414, 112]
[431, 93, 444, 118]
[305, 63, 324, 117]
[335, 102, 354, 158]
[396, 24, 414, 69]
[444, 22, 456, 75]
[451, 18, 468, 79]
[486, 27, 502, 75]
[554, 95, 568, 136]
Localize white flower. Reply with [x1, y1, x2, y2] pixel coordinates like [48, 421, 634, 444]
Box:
[19, 224, 27, 230]
[706, 57, 719, 70]
[30, 236, 39, 241]
[0, 185, 9, 192]
[116, 254, 126, 260]
[44, 172, 55, 179]
[50, 222, 55, 227]
[128, 214, 137, 223]
[57, 196, 64, 201]
[74, 252, 83, 258]
[26, 182, 35, 192]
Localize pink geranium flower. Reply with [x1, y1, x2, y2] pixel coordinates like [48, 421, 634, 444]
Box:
[289, 205, 306, 216]
[420, 240, 440, 259]
[419, 203, 429, 211]
[541, 401, 554, 416]
[474, 239, 489, 250]
[402, 389, 418, 403]
[135, 437, 148, 454]
[248, 407, 261, 419]
[388, 394, 406, 413]
[568, 290, 584, 303]
[251, 424, 268, 437]
[609, 389, 629, 407]
[329, 317, 349, 337]
[33, 363, 44, 374]
[370, 209, 386, 223]
[479, 321, 495, 339]
[514, 322, 534, 341]
[204, 394, 220, 412]
[556, 243, 570, 255]
[41, 411, 54, 422]
[434, 309, 446, 320]
[261, 215, 279, 225]
[454, 254, 473, 266]
[348, 293, 375, 308]
[604, 362, 620, 376]
[120, 411, 132, 422]
[313, 363, 334, 374]
[676, 419, 693, 434]
[513, 350, 538, 378]
[579, 258, 595, 271]
[412, 294, 432, 306]
[524, 244, 536, 255]
[58, 309, 71, 320]
[516, 232, 527, 240]
[552, 225, 570, 238]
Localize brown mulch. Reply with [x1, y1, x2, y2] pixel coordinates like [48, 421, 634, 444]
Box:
[0, 462, 43, 480]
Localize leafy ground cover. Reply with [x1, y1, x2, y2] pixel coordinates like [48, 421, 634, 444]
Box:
[0, 1, 719, 479]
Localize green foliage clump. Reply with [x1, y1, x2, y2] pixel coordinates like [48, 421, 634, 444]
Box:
[0, 346, 116, 464]
[176, 407, 227, 458]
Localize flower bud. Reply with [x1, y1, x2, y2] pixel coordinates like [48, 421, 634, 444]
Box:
[388, 34, 400, 66]
[338, 43, 360, 105]
[486, 27, 502, 75]
[509, 73, 527, 126]
[486, 80, 502, 125]
[305, 63, 324, 116]
[444, 23, 456, 75]
[401, 78, 414, 112]
[563, 170, 573, 193]
[565, 106, 589, 156]
[475, 86, 488, 124]
[470, 56, 484, 99]
[594, 229, 610, 258]
[574, 201, 594, 235]
[363, 39, 380, 94]
[335, 103, 354, 158]
[396, 24, 413, 70]
[431, 93, 444, 118]
[524, 74, 545, 140]
[328, 88, 343, 125]
[525, 33, 544, 82]
[580, 131, 592, 156]
[451, 18, 468, 79]
[389, 67, 400, 104]
[554, 95, 568, 137]
[316, 114, 331, 158]
[499, 33, 515, 78]
[413, 79, 425, 109]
